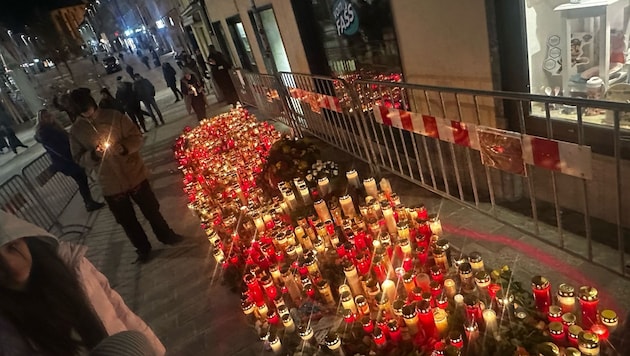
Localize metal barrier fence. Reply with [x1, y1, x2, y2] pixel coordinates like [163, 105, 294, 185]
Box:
[234, 69, 630, 278]
[0, 153, 91, 237]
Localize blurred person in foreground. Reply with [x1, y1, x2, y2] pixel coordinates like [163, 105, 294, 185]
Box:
[0, 210, 165, 355]
[68, 88, 183, 263]
[34, 109, 105, 212]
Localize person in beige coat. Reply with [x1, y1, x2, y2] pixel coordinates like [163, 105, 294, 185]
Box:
[68, 88, 182, 263]
[0, 211, 165, 355]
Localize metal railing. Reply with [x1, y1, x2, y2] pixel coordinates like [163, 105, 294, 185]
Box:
[234, 69, 630, 278]
[0, 153, 92, 238]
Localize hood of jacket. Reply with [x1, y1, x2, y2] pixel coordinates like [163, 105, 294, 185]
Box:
[0, 211, 87, 268]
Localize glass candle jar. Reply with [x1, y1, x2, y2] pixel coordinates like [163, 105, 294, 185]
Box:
[474, 271, 491, 290]
[339, 195, 357, 218]
[428, 214, 443, 236]
[557, 283, 576, 314]
[590, 323, 609, 342]
[363, 177, 379, 198]
[355, 295, 370, 315]
[443, 278, 457, 298]
[468, 252, 484, 272]
[362, 316, 374, 334]
[549, 321, 566, 346]
[341, 290, 358, 313]
[562, 313, 577, 332]
[600, 309, 618, 333]
[434, 308, 449, 336]
[403, 304, 420, 335]
[531, 275, 552, 314]
[578, 332, 600, 356]
[464, 295, 482, 324]
[579, 286, 599, 330]
[546, 305, 562, 324]
[317, 279, 335, 305]
[388, 319, 402, 343]
[372, 327, 387, 348]
[458, 262, 474, 292]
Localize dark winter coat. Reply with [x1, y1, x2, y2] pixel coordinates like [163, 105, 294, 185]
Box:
[115, 81, 141, 112]
[99, 96, 125, 113]
[162, 64, 177, 87]
[133, 78, 155, 102]
[35, 123, 83, 175]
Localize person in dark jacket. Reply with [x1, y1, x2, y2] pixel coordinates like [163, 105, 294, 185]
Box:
[141, 55, 151, 70]
[151, 50, 161, 68]
[125, 64, 135, 80]
[133, 74, 163, 126]
[34, 109, 105, 212]
[98, 88, 125, 113]
[115, 77, 147, 132]
[0, 105, 27, 154]
[206, 45, 238, 105]
[180, 71, 206, 121]
[161, 63, 182, 102]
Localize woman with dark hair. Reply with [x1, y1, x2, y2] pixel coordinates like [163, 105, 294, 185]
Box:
[180, 71, 206, 120]
[35, 109, 105, 212]
[0, 211, 165, 355]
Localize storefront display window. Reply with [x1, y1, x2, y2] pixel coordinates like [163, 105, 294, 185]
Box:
[311, 0, 402, 81]
[525, 0, 630, 128]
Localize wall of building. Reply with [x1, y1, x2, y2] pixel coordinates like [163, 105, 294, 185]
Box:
[202, 0, 308, 74]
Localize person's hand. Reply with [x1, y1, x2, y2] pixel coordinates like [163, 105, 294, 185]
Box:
[94, 144, 106, 159]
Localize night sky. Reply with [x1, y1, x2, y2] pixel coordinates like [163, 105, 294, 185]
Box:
[0, 0, 84, 30]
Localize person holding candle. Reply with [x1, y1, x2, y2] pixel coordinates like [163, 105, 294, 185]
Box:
[0, 211, 165, 355]
[69, 89, 183, 263]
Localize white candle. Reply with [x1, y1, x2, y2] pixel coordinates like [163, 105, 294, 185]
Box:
[339, 195, 356, 218]
[314, 199, 332, 221]
[282, 313, 296, 333]
[363, 177, 378, 198]
[482, 309, 497, 332]
[270, 264, 282, 284]
[341, 291, 358, 313]
[318, 177, 331, 196]
[382, 204, 397, 234]
[344, 263, 364, 297]
[346, 170, 360, 188]
[379, 178, 392, 196]
[253, 213, 265, 232]
[298, 185, 311, 205]
[434, 308, 449, 336]
[429, 214, 443, 236]
[284, 190, 298, 211]
[381, 279, 396, 303]
[269, 334, 282, 354]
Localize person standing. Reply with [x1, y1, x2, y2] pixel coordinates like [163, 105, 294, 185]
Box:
[115, 77, 148, 133]
[133, 74, 164, 126]
[0, 211, 166, 355]
[99, 87, 125, 113]
[180, 71, 206, 120]
[161, 63, 182, 103]
[34, 109, 105, 212]
[0, 105, 28, 154]
[141, 55, 151, 70]
[68, 89, 183, 262]
[125, 64, 135, 80]
[206, 45, 238, 105]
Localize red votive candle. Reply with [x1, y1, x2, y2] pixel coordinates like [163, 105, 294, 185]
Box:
[548, 305, 563, 323]
[549, 321, 565, 346]
[373, 328, 387, 347]
[567, 325, 582, 347]
[362, 316, 374, 334]
[244, 274, 264, 304]
[578, 286, 599, 330]
[430, 265, 444, 284]
[448, 332, 464, 349]
[417, 300, 436, 335]
[531, 275, 552, 314]
[388, 320, 402, 343]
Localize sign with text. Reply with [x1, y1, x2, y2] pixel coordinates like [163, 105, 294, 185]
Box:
[333, 0, 359, 36]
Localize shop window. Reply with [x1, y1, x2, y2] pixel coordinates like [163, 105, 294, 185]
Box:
[525, 0, 630, 129]
[311, 0, 402, 82]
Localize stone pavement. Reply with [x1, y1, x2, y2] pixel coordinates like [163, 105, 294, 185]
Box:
[42, 63, 630, 355]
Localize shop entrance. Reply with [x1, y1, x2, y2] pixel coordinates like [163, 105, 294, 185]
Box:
[211, 21, 233, 65]
[226, 15, 257, 72]
[249, 6, 291, 73]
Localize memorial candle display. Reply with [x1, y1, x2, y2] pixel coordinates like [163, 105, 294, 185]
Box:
[174, 107, 621, 356]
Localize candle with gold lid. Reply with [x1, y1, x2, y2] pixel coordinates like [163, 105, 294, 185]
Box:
[537, 342, 560, 356]
[474, 271, 490, 290]
[557, 283, 576, 314]
[364, 177, 378, 198]
[428, 214, 442, 236]
[343, 260, 364, 297]
[578, 286, 599, 329]
[531, 275, 552, 314]
[562, 313, 577, 331]
[548, 305, 562, 323]
[567, 325, 582, 347]
[578, 332, 600, 356]
[402, 304, 420, 335]
[355, 295, 370, 315]
[548, 321, 565, 346]
[564, 347, 580, 356]
[434, 308, 449, 336]
[403, 272, 416, 296]
[600, 309, 618, 332]
[468, 252, 484, 272]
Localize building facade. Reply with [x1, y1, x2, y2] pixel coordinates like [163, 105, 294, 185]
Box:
[50, 5, 88, 48]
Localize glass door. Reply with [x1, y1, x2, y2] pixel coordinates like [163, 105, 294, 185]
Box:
[250, 6, 292, 73]
[226, 15, 257, 72]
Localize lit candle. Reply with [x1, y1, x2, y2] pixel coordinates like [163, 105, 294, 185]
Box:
[434, 308, 449, 336]
[284, 190, 298, 211]
[549, 321, 566, 346]
[531, 275, 552, 314]
[416, 273, 431, 292]
[257, 302, 268, 320]
[379, 178, 392, 197]
[381, 279, 396, 303]
[474, 271, 491, 290]
[346, 170, 360, 188]
[548, 305, 563, 323]
[317, 280, 335, 305]
[339, 195, 356, 218]
[468, 252, 484, 272]
[578, 286, 599, 330]
[362, 316, 374, 334]
[282, 313, 295, 332]
[568, 325, 582, 347]
[314, 199, 332, 222]
[482, 309, 497, 333]
[341, 291, 358, 313]
[443, 279, 457, 298]
[382, 203, 397, 234]
[464, 320, 479, 344]
[403, 272, 416, 296]
[343, 261, 364, 297]
[372, 328, 387, 348]
[268, 332, 282, 354]
[298, 184, 311, 205]
[363, 177, 378, 198]
[318, 177, 331, 196]
[403, 305, 419, 335]
[578, 332, 600, 356]
[600, 309, 618, 332]
[428, 214, 442, 236]
[325, 332, 342, 352]
[557, 283, 576, 314]
[252, 213, 265, 232]
[590, 323, 609, 342]
[387, 320, 402, 344]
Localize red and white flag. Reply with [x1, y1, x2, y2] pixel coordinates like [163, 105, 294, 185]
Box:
[521, 135, 592, 180]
